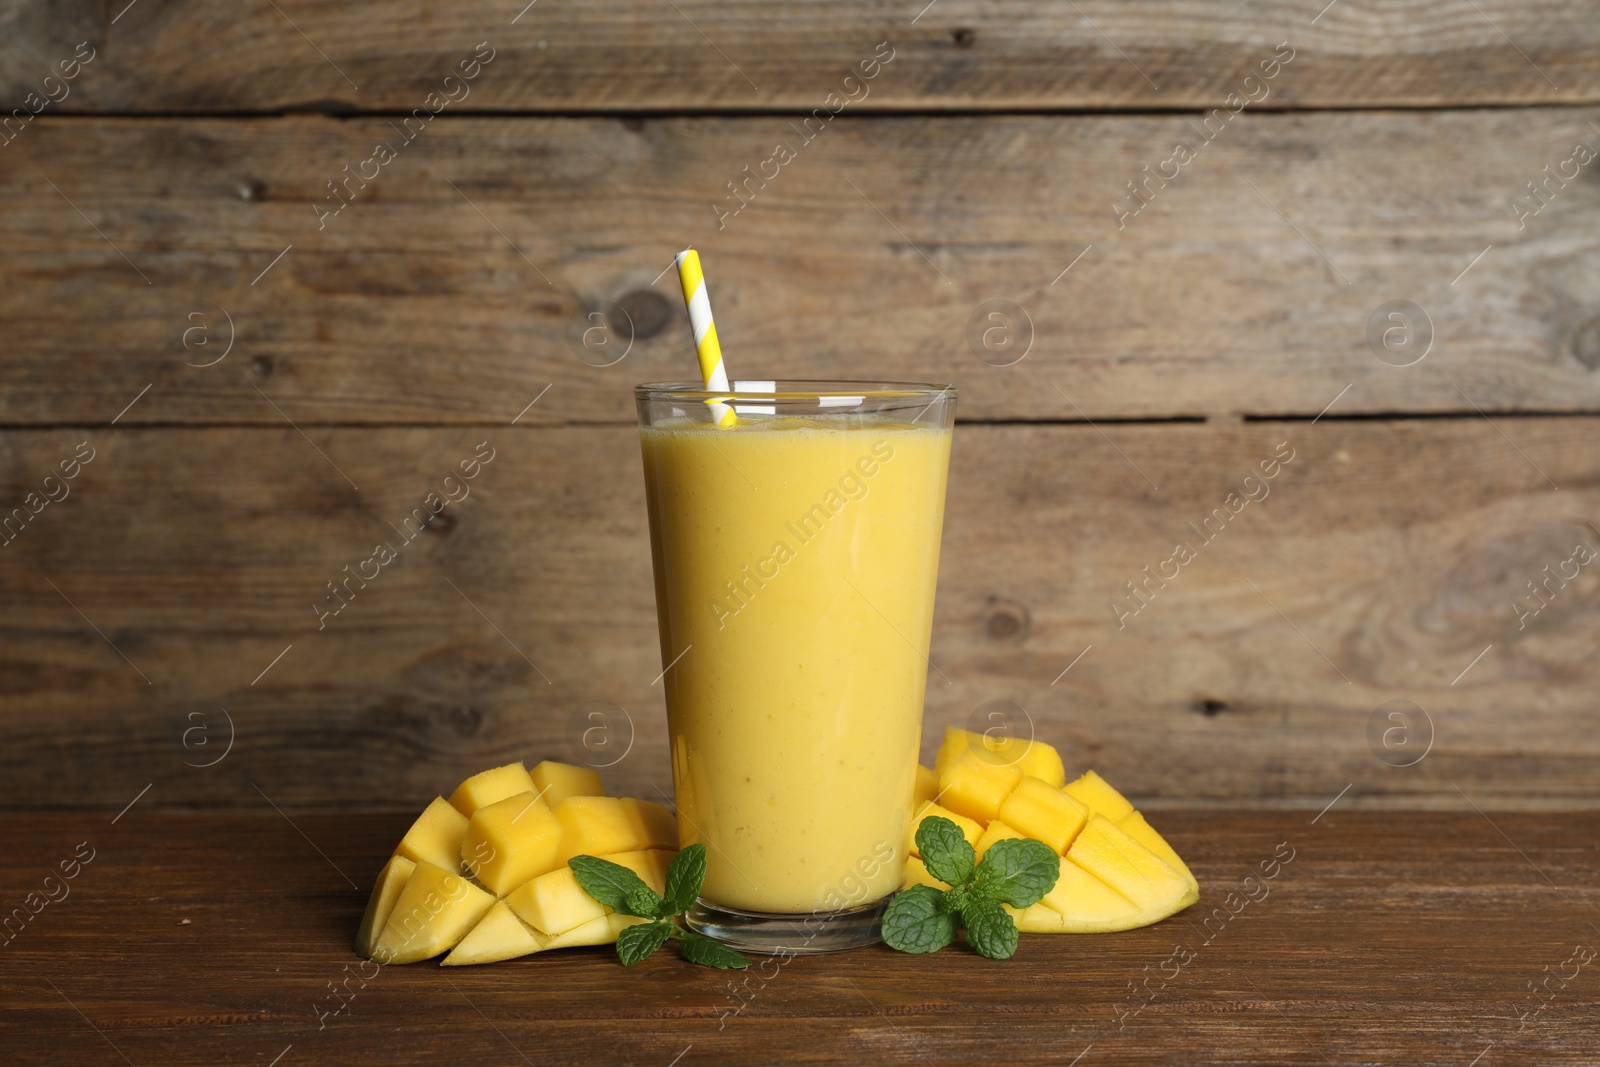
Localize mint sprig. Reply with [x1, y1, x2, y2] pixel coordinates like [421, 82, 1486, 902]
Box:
[882, 816, 1059, 960]
[569, 844, 750, 969]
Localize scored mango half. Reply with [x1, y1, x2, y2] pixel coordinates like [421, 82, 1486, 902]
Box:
[914, 728, 1199, 933]
[357, 760, 681, 966]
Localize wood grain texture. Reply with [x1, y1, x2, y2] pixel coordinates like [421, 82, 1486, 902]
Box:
[4, 110, 1600, 426]
[2, 1, 1599, 112]
[3, 419, 1596, 811]
[1, 810, 1595, 1065]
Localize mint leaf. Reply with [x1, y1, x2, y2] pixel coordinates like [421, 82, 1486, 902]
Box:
[677, 930, 751, 969]
[971, 838, 1059, 908]
[960, 898, 1020, 960]
[570, 854, 653, 912]
[881, 884, 958, 954]
[616, 920, 674, 965]
[664, 843, 706, 914]
[625, 885, 668, 919]
[915, 816, 976, 888]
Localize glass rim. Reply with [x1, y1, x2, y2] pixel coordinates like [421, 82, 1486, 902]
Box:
[635, 379, 957, 402]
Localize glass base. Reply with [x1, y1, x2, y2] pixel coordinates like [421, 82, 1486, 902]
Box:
[685, 897, 889, 955]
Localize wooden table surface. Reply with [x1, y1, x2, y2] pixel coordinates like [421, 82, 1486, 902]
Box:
[3, 808, 1597, 1066]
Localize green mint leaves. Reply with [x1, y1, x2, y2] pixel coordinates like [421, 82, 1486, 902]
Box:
[569, 844, 750, 970]
[882, 817, 1059, 960]
[971, 838, 1062, 907]
[880, 885, 957, 953]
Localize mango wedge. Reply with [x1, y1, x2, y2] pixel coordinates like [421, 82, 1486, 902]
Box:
[355, 854, 415, 958]
[442, 904, 649, 965]
[373, 860, 495, 964]
[360, 761, 690, 966]
[1117, 810, 1199, 894]
[442, 901, 546, 966]
[1064, 815, 1197, 914]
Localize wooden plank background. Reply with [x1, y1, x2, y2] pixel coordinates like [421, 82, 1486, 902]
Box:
[4, 418, 1597, 810]
[4, 110, 1600, 426]
[3, 1, 1599, 811]
[2, 1, 1598, 111]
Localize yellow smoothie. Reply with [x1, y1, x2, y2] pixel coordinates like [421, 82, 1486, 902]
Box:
[640, 416, 952, 914]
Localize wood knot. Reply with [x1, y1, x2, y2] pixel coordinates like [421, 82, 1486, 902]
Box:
[448, 704, 483, 736]
[984, 597, 1030, 642]
[952, 27, 976, 48]
[422, 508, 456, 535]
[613, 288, 674, 340]
[1192, 697, 1229, 717]
[248, 354, 274, 378]
[621, 117, 645, 133]
[237, 179, 266, 202]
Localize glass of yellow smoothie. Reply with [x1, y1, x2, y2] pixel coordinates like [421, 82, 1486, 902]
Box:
[636, 380, 955, 953]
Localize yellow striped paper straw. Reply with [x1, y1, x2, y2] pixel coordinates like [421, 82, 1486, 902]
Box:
[675, 248, 737, 428]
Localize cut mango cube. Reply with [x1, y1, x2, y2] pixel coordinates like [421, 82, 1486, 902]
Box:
[937, 750, 1021, 824]
[973, 819, 1025, 859]
[554, 796, 651, 862]
[530, 760, 605, 806]
[997, 776, 1089, 854]
[1066, 815, 1192, 913]
[461, 792, 564, 896]
[903, 855, 945, 890]
[1006, 902, 1071, 933]
[1038, 856, 1143, 932]
[934, 728, 967, 778]
[506, 866, 608, 935]
[914, 765, 938, 808]
[373, 860, 495, 964]
[1117, 810, 1198, 893]
[449, 762, 537, 817]
[506, 849, 670, 936]
[355, 854, 415, 957]
[442, 901, 546, 966]
[620, 797, 679, 851]
[934, 727, 1065, 787]
[546, 912, 646, 949]
[907, 801, 983, 857]
[1063, 770, 1136, 822]
[1013, 741, 1065, 788]
[396, 797, 469, 873]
